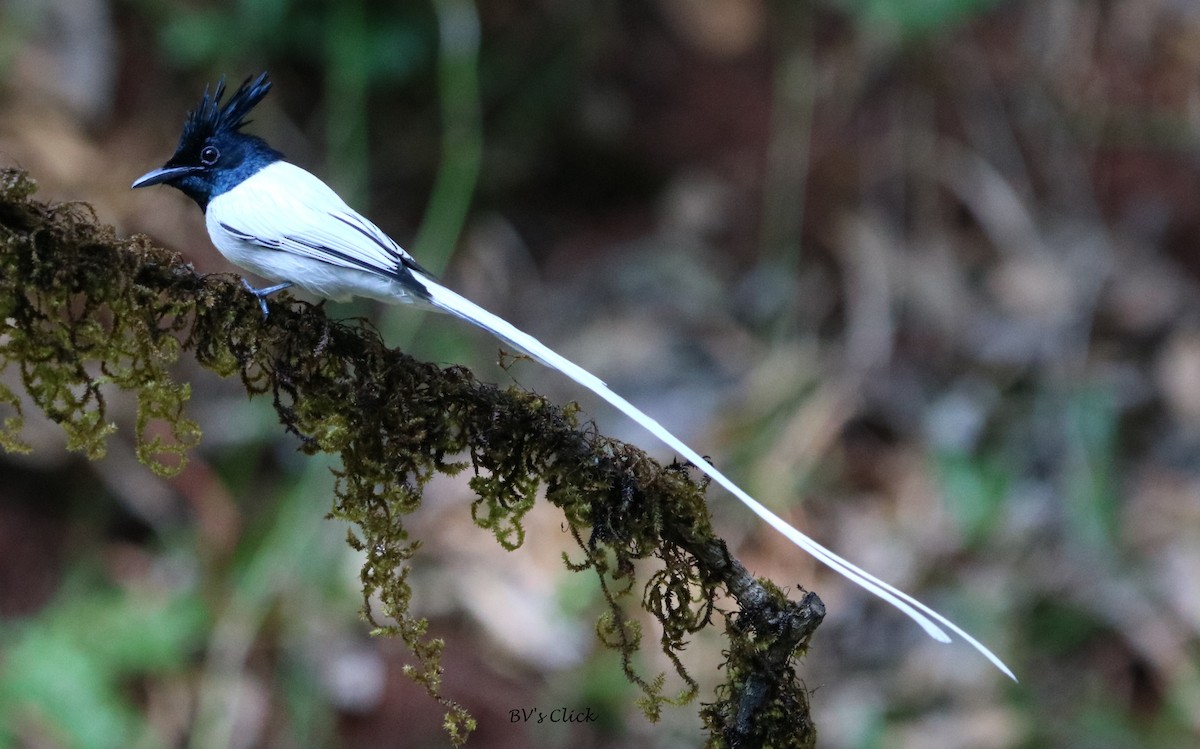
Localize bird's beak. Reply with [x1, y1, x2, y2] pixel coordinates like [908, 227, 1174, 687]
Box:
[131, 165, 200, 189]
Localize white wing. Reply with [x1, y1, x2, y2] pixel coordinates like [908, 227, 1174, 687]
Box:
[207, 162, 431, 298]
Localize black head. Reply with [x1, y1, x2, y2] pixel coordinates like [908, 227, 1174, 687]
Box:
[132, 73, 283, 210]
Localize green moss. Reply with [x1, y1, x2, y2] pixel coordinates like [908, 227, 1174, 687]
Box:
[701, 582, 822, 748]
[0, 169, 820, 746]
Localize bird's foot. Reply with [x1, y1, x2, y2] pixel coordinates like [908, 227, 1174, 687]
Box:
[241, 279, 294, 318]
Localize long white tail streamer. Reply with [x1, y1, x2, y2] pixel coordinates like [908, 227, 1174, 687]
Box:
[417, 273, 1016, 681]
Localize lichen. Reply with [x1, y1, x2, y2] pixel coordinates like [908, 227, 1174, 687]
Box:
[0, 169, 821, 746]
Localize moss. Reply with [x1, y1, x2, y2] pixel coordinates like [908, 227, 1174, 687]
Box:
[0, 169, 821, 746]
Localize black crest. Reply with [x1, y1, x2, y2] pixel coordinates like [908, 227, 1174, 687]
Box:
[178, 72, 272, 153]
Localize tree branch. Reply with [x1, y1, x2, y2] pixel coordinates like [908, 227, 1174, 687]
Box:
[0, 169, 822, 747]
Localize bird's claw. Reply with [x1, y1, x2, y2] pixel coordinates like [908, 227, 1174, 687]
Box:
[240, 278, 293, 319]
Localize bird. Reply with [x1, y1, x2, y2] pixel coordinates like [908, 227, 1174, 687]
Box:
[132, 73, 1014, 680]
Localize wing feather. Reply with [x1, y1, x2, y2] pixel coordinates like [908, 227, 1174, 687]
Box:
[215, 162, 422, 283]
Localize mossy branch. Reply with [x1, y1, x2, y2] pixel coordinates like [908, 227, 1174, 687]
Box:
[0, 169, 822, 748]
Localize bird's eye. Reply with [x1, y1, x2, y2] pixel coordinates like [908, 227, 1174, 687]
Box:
[200, 146, 220, 165]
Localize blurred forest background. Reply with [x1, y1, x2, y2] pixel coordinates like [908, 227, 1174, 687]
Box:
[2, 0, 1200, 747]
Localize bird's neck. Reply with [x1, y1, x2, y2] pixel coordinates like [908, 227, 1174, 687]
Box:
[205, 147, 284, 210]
